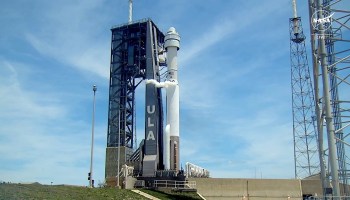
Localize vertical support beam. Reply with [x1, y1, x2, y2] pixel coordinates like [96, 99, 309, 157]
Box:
[315, 0, 340, 197]
[308, 0, 329, 194]
[320, 0, 350, 195]
[308, 0, 330, 195]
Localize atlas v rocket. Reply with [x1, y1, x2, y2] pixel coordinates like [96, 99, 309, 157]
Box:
[164, 27, 180, 171]
[146, 27, 181, 171]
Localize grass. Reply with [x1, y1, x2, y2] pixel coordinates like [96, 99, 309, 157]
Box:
[0, 183, 203, 200]
[0, 183, 147, 200]
[140, 189, 203, 200]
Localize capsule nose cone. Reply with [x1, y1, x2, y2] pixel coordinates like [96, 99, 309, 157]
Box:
[168, 27, 176, 34]
[165, 27, 180, 49]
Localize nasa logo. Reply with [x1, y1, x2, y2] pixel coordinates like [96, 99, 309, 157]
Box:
[311, 9, 333, 31]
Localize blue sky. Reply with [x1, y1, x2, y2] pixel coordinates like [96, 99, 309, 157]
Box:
[0, 0, 313, 185]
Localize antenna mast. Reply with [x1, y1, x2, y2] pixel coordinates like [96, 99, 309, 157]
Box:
[128, 0, 133, 23]
[291, 0, 298, 18]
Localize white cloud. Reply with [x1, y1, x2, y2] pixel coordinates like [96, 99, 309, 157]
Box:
[180, 19, 238, 64]
[177, 1, 291, 111]
[0, 60, 106, 185]
[22, 0, 112, 79]
[181, 107, 294, 179]
[0, 61, 66, 120]
[25, 32, 109, 79]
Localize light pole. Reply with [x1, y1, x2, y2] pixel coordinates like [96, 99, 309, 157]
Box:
[117, 110, 120, 188]
[89, 85, 97, 188]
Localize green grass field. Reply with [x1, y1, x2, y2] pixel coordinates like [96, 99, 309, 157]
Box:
[0, 183, 202, 200]
[0, 183, 146, 200]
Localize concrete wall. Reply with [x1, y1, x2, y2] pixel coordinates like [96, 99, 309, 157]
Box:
[301, 179, 322, 196]
[105, 147, 131, 186]
[105, 147, 119, 186]
[190, 178, 303, 200]
[124, 177, 137, 189]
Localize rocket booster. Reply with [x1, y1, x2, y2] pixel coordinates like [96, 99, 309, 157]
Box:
[164, 27, 180, 171]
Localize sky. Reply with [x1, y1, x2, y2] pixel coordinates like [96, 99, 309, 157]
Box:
[0, 0, 314, 186]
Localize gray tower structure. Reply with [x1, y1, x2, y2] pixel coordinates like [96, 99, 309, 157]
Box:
[289, 16, 320, 179]
[308, 0, 350, 197]
[105, 19, 165, 185]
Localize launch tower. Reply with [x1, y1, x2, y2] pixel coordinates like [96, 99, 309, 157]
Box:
[105, 19, 166, 185]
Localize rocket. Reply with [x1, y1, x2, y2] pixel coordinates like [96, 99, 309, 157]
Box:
[146, 27, 180, 171]
[165, 27, 180, 171]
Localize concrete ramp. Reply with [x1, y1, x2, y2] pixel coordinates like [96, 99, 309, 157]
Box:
[189, 178, 302, 200]
[131, 190, 160, 200]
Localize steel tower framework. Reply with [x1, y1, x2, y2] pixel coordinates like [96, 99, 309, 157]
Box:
[105, 19, 165, 184]
[290, 16, 320, 179]
[308, 0, 350, 196]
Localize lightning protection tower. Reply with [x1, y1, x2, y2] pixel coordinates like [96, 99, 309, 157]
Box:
[289, 0, 320, 179]
[308, 0, 350, 197]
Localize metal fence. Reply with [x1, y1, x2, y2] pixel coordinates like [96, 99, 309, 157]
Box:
[153, 180, 196, 189]
[306, 197, 350, 200]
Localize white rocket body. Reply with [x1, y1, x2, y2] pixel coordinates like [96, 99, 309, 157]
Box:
[164, 27, 180, 170]
[164, 124, 171, 170]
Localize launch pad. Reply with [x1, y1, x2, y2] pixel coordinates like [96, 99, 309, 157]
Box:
[101, 0, 350, 198]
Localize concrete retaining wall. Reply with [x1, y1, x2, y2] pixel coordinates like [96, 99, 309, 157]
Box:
[189, 178, 303, 200]
[301, 179, 322, 196]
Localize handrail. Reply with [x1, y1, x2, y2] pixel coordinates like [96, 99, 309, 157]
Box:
[111, 18, 151, 30]
[307, 196, 350, 200]
[153, 180, 196, 189]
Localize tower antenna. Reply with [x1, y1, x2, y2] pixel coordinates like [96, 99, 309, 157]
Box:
[291, 0, 298, 18]
[128, 0, 133, 23]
